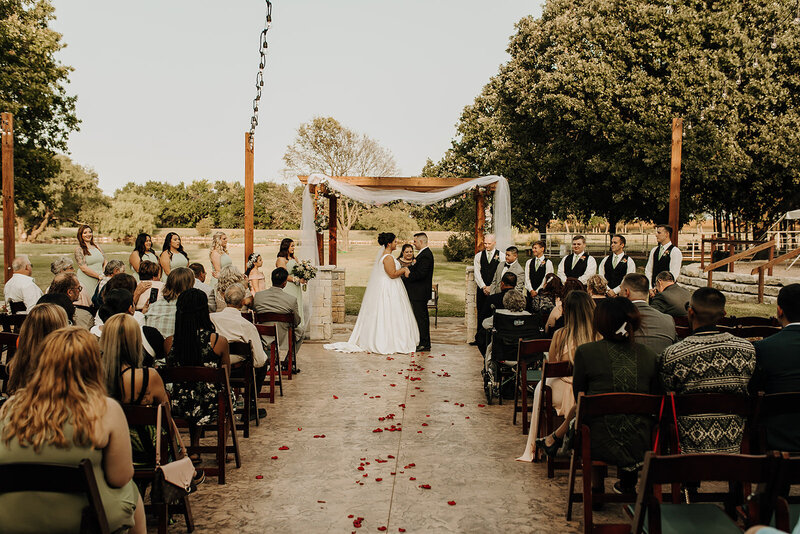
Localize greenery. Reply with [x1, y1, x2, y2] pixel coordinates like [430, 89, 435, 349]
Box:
[195, 216, 214, 237]
[442, 232, 476, 263]
[355, 205, 417, 241]
[98, 190, 159, 239]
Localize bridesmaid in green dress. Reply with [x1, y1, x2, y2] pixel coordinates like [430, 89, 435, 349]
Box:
[209, 231, 232, 285]
[128, 233, 160, 282]
[74, 224, 106, 299]
[159, 232, 189, 281]
[276, 238, 305, 324]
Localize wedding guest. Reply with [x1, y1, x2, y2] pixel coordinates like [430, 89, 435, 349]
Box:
[518, 291, 598, 462]
[3, 255, 43, 312]
[95, 260, 126, 306]
[524, 240, 554, 299]
[97, 289, 163, 364]
[661, 287, 756, 454]
[649, 271, 691, 317]
[209, 231, 232, 280]
[398, 244, 415, 268]
[490, 246, 525, 295]
[134, 260, 163, 311]
[557, 235, 597, 285]
[215, 265, 249, 311]
[485, 289, 535, 363]
[544, 278, 587, 335]
[36, 293, 76, 325]
[748, 283, 800, 451]
[128, 233, 159, 281]
[473, 234, 502, 343]
[6, 303, 69, 394]
[598, 234, 636, 296]
[0, 327, 147, 534]
[620, 273, 677, 355]
[586, 275, 609, 301]
[245, 253, 266, 295]
[144, 267, 194, 338]
[159, 231, 189, 279]
[189, 263, 218, 312]
[74, 224, 106, 299]
[253, 267, 303, 373]
[645, 224, 683, 291]
[529, 273, 563, 317]
[48, 272, 92, 329]
[276, 238, 305, 324]
[50, 256, 74, 276]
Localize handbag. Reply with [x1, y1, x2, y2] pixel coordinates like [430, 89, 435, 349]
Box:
[151, 404, 197, 504]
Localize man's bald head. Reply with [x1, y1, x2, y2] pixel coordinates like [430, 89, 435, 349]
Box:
[484, 234, 496, 251]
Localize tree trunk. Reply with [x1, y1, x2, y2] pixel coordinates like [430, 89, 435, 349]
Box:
[15, 216, 27, 242]
[27, 210, 52, 242]
[608, 219, 618, 235]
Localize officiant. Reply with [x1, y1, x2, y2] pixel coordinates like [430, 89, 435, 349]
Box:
[473, 235, 501, 340]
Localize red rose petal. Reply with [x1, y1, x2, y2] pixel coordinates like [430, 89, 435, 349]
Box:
[419, 484, 431, 489]
[358, 466, 365, 471]
[478, 404, 485, 407]
[421, 423, 428, 426]
[376, 478, 383, 481]
[417, 431, 422, 433]
[363, 473, 368, 477]
[278, 446, 289, 450]
[409, 476, 416, 480]
[387, 455, 395, 458]
[298, 427, 303, 431]
[348, 515, 354, 518]
[318, 500, 326, 503]
[333, 395, 338, 399]
[448, 500, 456, 506]
[399, 529, 406, 533]
[465, 416, 470, 419]
[271, 456, 278, 459]
[378, 528, 387, 532]
[255, 475, 263, 479]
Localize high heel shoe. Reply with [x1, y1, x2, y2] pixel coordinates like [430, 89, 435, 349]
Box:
[535, 433, 564, 457]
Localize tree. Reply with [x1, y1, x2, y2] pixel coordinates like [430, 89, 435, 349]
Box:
[0, 1, 80, 226]
[98, 190, 159, 239]
[283, 117, 399, 250]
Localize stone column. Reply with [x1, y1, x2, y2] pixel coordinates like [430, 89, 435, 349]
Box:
[309, 265, 334, 340]
[331, 266, 346, 323]
[465, 266, 477, 343]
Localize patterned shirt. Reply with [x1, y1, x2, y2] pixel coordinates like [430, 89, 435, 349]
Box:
[143, 299, 178, 339]
[660, 328, 756, 453]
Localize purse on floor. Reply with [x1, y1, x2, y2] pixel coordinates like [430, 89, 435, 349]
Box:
[151, 404, 197, 504]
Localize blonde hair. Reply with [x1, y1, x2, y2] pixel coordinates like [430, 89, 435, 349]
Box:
[210, 232, 228, 256]
[216, 265, 246, 298]
[7, 303, 69, 394]
[162, 266, 195, 302]
[548, 291, 598, 364]
[2, 327, 107, 452]
[100, 314, 143, 401]
[586, 274, 608, 296]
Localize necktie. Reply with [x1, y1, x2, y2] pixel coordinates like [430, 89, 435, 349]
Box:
[535, 258, 541, 271]
[572, 255, 579, 269]
[612, 255, 618, 268]
[657, 246, 664, 260]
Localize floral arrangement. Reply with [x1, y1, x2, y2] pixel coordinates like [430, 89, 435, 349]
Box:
[291, 259, 318, 291]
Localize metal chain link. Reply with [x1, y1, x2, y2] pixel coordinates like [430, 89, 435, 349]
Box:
[248, 0, 272, 150]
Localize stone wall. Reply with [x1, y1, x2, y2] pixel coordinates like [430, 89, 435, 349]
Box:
[332, 267, 346, 323]
[678, 263, 799, 305]
[308, 265, 345, 340]
[465, 267, 477, 343]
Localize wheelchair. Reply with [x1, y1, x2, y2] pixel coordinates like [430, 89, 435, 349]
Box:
[481, 311, 542, 405]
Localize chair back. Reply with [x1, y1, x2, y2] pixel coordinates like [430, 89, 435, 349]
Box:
[240, 310, 255, 323]
[576, 392, 664, 422]
[0, 331, 18, 362]
[732, 316, 780, 327]
[493, 312, 541, 343]
[254, 312, 294, 325]
[428, 284, 438, 306]
[228, 341, 253, 361]
[0, 314, 25, 333]
[518, 338, 551, 359]
[668, 393, 755, 454]
[672, 315, 689, 328]
[541, 360, 572, 381]
[736, 325, 781, 340]
[158, 366, 229, 387]
[121, 402, 173, 464]
[8, 301, 26, 315]
[675, 325, 691, 339]
[716, 324, 738, 334]
[254, 323, 277, 337]
[0, 459, 111, 534]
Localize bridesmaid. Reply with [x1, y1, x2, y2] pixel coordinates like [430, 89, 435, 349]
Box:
[209, 231, 232, 282]
[276, 238, 305, 324]
[245, 253, 265, 295]
[128, 233, 159, 281]
[74, 224, 106, 300]
[159, 232, 189, 279]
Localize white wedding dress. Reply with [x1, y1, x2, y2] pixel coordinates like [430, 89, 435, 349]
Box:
[325, 252, 420, 354]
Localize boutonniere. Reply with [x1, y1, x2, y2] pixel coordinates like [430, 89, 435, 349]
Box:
[578, 255, 586, 262]
[621, 258, 628, 263]
[663, 250, 671, 256]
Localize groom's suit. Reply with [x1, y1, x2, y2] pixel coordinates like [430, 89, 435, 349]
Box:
[405, 247, 434, 349]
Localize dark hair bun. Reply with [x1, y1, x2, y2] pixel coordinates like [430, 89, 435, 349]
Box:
[377, 232, 396, 246]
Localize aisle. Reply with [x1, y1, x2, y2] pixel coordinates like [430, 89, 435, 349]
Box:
[176, 319, 596, 533]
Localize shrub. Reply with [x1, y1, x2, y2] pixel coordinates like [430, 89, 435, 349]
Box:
[443, 232, 475, 262]
[195, 217, 214, 237]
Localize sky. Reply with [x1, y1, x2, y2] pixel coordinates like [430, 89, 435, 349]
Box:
[50, 0, 545, 194]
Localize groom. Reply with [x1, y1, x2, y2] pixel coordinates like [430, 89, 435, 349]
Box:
[404, 232, 434, 352]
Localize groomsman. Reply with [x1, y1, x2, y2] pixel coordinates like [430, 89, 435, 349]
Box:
[473, 234, 502, 329]
[524, 240, 553, 297]
[645, 224, 683, 291]
[490, 246, 525, 295]
[598, 234, 636, 297]
[557, 235, 597, 285]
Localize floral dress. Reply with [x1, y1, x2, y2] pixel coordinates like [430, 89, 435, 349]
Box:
[164, 330, 221, 426]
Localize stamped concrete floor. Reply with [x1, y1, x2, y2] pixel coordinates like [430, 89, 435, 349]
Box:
[158, 318, 626, 533]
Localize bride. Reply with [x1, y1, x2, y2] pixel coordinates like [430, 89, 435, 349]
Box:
[325, 232, 420, 354]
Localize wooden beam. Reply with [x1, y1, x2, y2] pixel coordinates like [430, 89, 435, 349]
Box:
[474, 189, 485, 254]
[244, 132, 254, 268]
[329, 195, 337, 266]
[1, 113, 14, 283]
[669, 118, 682, 247]
[296, 175, 495, 193]
[703, 240, 775, 272]
[750, 246, 800, 275]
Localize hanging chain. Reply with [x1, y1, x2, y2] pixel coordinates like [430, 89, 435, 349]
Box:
[248, 0, 272, 151]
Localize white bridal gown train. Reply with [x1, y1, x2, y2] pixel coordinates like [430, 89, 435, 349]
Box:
[325, 253, 419, 355]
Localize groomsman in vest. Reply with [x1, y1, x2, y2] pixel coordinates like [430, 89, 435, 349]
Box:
[598, 234, 636, 297]
[557, 235, 597, 285]
[473, 234, 502, 333]
[490, 246, 525, 295]
[645, 224, 683, 294]
[524, 239, 553, 298]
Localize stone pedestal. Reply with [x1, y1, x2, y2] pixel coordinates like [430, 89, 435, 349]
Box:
[309, 266, 335, 340]
[332, 267, 346, 323]
[465, 267, 477, 343]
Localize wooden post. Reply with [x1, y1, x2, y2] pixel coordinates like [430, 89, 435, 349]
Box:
[328, 195, 337, 266]
[757, 268, 765, 304]
[474, 189, 486, 254]
[768, 242, 774, 276]
[309, 184, 324, 265]
[1, 113, 14, 283]
[700, 234, 705, 271]
[244, 132, 254, 267]
[669, 118, 682, 247]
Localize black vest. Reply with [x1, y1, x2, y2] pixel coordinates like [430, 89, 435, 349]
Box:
[528, 257, 548, 291]
[480, 250, 501, 286]
[563, 252, 591, 278]
[651, 244, 675, 287]
[602, 254, 629, 289]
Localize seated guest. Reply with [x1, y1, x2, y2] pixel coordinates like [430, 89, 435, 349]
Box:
[649, 271, 691, 317]
[485, 289, 535, 364]
[544, 277, 587, 335]
[620, 273, 677, 355]
[144, 267, 194, 338]
[50, 255, 75, 276]
[557, 235, 597, 285]
[0, 327, 146, 534]
[95, 289, 164, 364]
[490, 247, 525, 295]
[94, 259, 126, 306]
[100, 273, 148, 324]
[749, 283, 800, 452]
[253, 268, 303, 373]
[189, 262, 218, 312]
[524, 240, 554, 299]
[48, 272, 92, 329]
[586, 275, 609, 301]
[3, 255, 43, 313]
[529, 273, 563, 317]
[518, 291, 598, 462]
[598, 234, 635, 296]
[661, 287, 756, 454]
[36, 293, 75, 327]
[398, 244, 415, 268]
[215, 265, 249, 311]
[538, 298, 659, 494]
[6, 303, 69, 394]
[134, 260, 163, 311]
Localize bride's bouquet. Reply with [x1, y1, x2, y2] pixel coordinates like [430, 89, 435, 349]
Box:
[291, 260, 318, 291]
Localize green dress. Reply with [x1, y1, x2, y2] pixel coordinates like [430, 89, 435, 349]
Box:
[75, 246, 104, 297]
[283, 258, 304, 324]
[162, 251, 189, 281]
[130, 251, 159, 282]
[219, 252, 232, 270]
[0, 418, 139, 533]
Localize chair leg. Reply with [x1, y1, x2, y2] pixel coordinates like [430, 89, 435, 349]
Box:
[158, 502, 168, 534]
[182, 493, 195, 533]
[225, 388, 242, 469]
[566, 449, 578, 521]
[217, 396, 226, 485]
[251, 367, 260, 428]
[513, 364, 520, 426]
[521, 373, 529, 435]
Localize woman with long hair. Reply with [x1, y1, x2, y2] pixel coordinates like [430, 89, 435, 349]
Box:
[545, 277, 587, 334]
[128, 233, 159, 281]
[276, 238, 305, 324]
[517, 291, 598, 461]
[74, 224, 106, 298]
[586, 274, 609, 301]
[159, 232, 189, 280]
[397, 243, 415, 268]
[214, 265, 248, 310]
[245, 253, 265, 295]
[0, 327, 146, 533]
[530, 273, 563, 316]
[209, 231, 232, 281]
[6, 303, 69, 394]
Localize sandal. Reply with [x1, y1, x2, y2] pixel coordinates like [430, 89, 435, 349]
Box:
[535, 433, 564, 458]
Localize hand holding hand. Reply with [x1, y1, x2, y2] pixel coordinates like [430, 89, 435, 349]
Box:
[649, 288, 657, 298]
[606, 289, 617, 298]
[483, 286, 491, 296]
[402, 268, 411, 278]
[530, 290, 537, 298]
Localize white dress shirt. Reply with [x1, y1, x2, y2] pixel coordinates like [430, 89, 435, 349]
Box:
[3, 273, 43, 312]
[598, 253, 637, 294]
[556, 253, 597, 284]
[524, 256, 554, 292]
[644, 241, 683, 285]
[211, 307, 267, 368]
[473, 249, 498, 289]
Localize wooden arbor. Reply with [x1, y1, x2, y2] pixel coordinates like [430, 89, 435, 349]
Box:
[297, 176, 496, 265]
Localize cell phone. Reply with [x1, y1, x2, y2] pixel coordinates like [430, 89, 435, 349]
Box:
[149, 288, 159, 303]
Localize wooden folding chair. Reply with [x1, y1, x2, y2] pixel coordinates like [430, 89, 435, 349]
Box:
[755, 391, 800, 454]
[121, 402, 195, 534]
[228, 340, 259, 438]
[672, 315, 689, 329]
[513, 338, 550, 433]
[0, 459, 112, 534]
[8, 301, 26, 315]
[158, 367, 241, 484]
[0, 313, 25, 333]
[735, 325, 781, 341]
[255, 323, 282, 402]
[675, 325, 691, 339]
[0, 331, 18, 394]
[427, 283, 439, 328]
[255, 312, 297, 380]
[774, 454, 800, 532]
[240, 310, 255, 323]
[536, 360, 573, 477]
[565, 392, 664, 534]
[728, 316, 780, 328]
